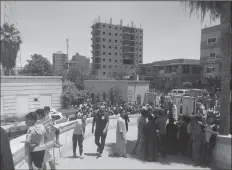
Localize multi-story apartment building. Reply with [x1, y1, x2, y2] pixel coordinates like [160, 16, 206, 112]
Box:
[91, 18, 143, 79]
[52, 51, 68, 75]
[200, 24, 226, 85]
[139, 59, 201, 90]
[66, 53, 90, 75]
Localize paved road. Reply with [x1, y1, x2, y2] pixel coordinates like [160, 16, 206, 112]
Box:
[54, 125, 211, 169]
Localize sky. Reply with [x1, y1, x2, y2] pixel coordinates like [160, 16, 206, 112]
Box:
[1, 1, 219, 67]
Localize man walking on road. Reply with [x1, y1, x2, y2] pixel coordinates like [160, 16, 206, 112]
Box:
[92, 106, 109, 157]
[72, 115, 86, 159]
[132, 106, 148, 154]
[114, 110, 128, 158]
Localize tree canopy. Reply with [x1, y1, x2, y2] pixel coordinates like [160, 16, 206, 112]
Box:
[182, 1, 222, 22]
[20, 54, 53, 76]
[1, 23, 22, 75]
[67, 68, 84, 89]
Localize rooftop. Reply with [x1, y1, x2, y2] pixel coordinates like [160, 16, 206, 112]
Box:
[140, 59, 200, 67]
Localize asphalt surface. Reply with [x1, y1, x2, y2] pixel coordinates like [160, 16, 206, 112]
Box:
[53, 125, 211, 169]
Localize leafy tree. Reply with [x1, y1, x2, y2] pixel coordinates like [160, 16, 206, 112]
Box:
[67, 68, 84, 89]
[62, 81, 86, 108]
[67, 68, 81, 82]
[0, 23, 22, 75]
[20, 54, 53, 76]
[182, 1, 231, 135]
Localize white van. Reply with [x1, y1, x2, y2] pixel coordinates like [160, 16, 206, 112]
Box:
[169, 89, 190, 96]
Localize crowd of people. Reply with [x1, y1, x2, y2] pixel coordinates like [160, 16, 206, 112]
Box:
[0, 94, 220, 170]
[70, 98, 219, 168]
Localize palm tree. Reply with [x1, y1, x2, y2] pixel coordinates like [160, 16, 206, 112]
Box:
[182, 1, 231, 135]
[0, 23, 22, 75]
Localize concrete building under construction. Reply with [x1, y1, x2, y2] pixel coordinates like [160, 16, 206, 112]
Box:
[91, 17, 143, 79]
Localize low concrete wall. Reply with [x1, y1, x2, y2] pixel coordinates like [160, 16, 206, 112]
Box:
[212, 135, 231, 169]
[12, 115, 139, 169]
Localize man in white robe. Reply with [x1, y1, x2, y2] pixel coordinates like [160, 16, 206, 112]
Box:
[114, 111, 128, 158]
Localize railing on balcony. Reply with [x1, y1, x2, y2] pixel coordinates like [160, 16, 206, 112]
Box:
[123, 27, 135, 34]
[123, 34, 135, 41]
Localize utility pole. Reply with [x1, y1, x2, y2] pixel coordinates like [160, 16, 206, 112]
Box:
[66, 38, 69, 59]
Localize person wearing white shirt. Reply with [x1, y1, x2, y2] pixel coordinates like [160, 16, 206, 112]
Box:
[72, 115, 86, 158]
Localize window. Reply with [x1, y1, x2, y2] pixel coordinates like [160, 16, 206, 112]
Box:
[103, 45, 105, 48]
[103, 25, 105, 27]
[139, 55, 142, 57]
[115, 33, 118, 36]
[115, 66, 117, 68]
[182, 65, 190, 74]
[103, 65, 106, 68]
[109, 26, 111, 28]
[103, 72, 106, 75]
[103, 52, 105, 55]
[115, 40, 118, 43]
[109, 53, 111, 55]
[109, 39, 111, 42]
[109, 46, 111, 49]
[131, 66, 133, 69]
[115, 27, 117, 29]
[109, 66, 112, 68]
[206, 67, 215, 73]
[115, 60, 118, 62]
[140, 42, 142, 45]
[207, 37, 217, 44]
[103, 38, 105, 41]
[103, 32, 105, 34]
[115, 46, 117, 49]
[109, 33, 111, 35]
[103, 58, 105, 61]
[140, 49, 142, 51]
[209, 52, 216, 58]
[115, 53, 117, 55]
[109, 59, 112, 62]
[140, 37, 142, 39]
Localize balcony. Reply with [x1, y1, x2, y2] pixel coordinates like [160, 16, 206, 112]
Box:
[123, 42, 135, 47]
[123, 34, 135, 41]
[123, 27, 135, 34]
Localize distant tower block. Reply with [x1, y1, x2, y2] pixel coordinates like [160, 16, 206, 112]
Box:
[120, 19, 123, 26]
[98, 16, 100, 22]
[131, 21, 134, 27]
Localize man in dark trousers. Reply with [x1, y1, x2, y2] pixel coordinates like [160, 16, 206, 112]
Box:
[124, 111, 130, 132]
[1, 127, 15, 170]
[92, 106, 109, 157]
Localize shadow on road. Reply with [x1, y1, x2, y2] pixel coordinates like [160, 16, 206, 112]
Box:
[105, 140, 195, 166]
[84, 153, 99, 157]
[64, 156, 79, 159]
